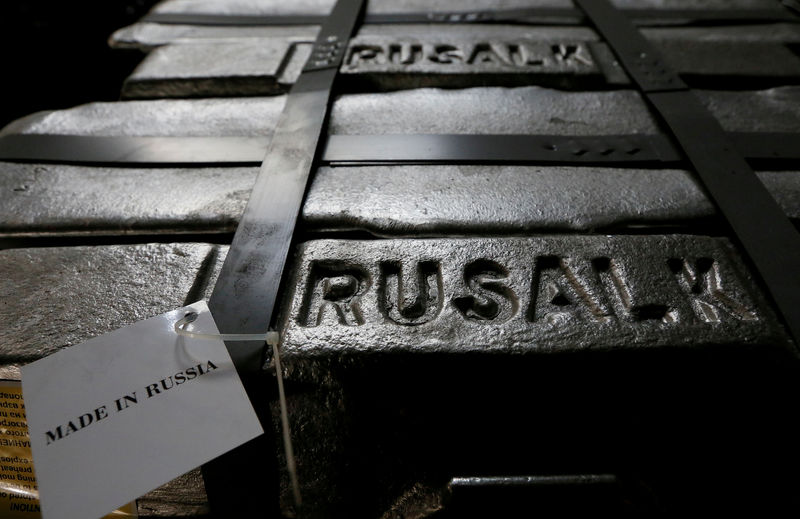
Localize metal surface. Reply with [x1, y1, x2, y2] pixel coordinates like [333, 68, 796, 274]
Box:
[0, 163, 256, 236]
[0, 96, 286, 137]
[140, 1, 796, 26]
[0, 243, 226, 365]
[109, 20, 800, 51]
[7, 87, 799, 139]
[117, 24, 800, 97]
[0, 243, 226, 515]
[272, 239, 798, 517]
[278, 236, 786, 358]
[0, 135, 267, 165]
[1, 84, 798, 236]
[322, 132, 800, 165]
[2, 162, 800, 237]
[4, 132, 800, 166]
[122, 38, 310, 99]
[577, 0, 800, 346]
[4, 0, 800, 515]
[201, 0, 365, 515]
[146, 0, 784, 16]
[136, 470, 210, 517]
[328, 86, 800, 135]
[140, 8, 798, 26]
[207, 0, 365, 372]
[338, 37, 800, 90]
[324, 134, 674, 165]
[301, 166, 800, 235]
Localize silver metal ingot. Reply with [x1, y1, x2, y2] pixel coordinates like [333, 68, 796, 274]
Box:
[118, 23, 800, 97]
[0, 96, 285, 137]
[6, 86, 799, 139]
[336, 28, 800, 89]
[145, 0, 783, 17]
[278, 235, 789, 358]
[0, 243, 226, 368]
[122, 38, 312, 99]
[1, 87, 799, 236]
[110, 21, 800, 51]
[302, 166, 800, 234]
[0, 164, 256, 236]
[0, 243, 226, 516]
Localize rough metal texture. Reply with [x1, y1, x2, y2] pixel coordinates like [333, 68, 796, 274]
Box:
[698, 87, 800, 133]
[278, 235, 788, 358]
[0, 243, 225, 366]
[340, 37, 800, 89]
[149, 0, 566, 16]
[123, 39, 311, 99]
[641, 23, 800, 43]
[126, 39, 604, 97]
[341, 87, 676, 133]
[148, 0, 779, 17]
[2, 163, 798, 237]
[1, 87, 799, 236]
[0, 243, 228, 515]
[8, 1, 799, 516]
[0, 163, 256, 236]
[655, 40, 800, 82]
[302, 167, 800, 234]
[0, 96, 285, 138]
[329, 86, 800, 134]
[5, 86, 798, 137]
[117, 24, 800, 96]
[0, 87, 650, 136]
[109, 17, 799, 51]
[110, 24, 320, 51]
[137, 470, 210, 518]
[273, 237, 799, 518]
[109, 24, 600, 51]
[0, 97, 284, 137]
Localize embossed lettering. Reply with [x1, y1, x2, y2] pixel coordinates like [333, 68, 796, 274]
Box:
[593, 257, 676, 323]
[467, 43, 513, 66]
[388, 43, 423, 65]
[299, 261, 370, 327]
[379, 261, 443, 325]
[528, 256, 613, 324]
[668, 258, 757, 322]
[348, 45, 384, 65]
[346, 41, 594, 70]
[552, 44, 593, 66]
[453, 259, 519, 323]
[430, 44, 464, 64]
[510, 43, 546, 66]
[293, 247, 760, 332]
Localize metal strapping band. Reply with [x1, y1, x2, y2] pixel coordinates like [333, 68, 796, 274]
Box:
[207, 0, 365, 372]
[575, 0, 800, 346]
[203, 8, 363, 353]
[321, 133, 800, 166]
[1, 132, 799, 166]
[141, 8, 798, 26]
[197, 0, 365, 516]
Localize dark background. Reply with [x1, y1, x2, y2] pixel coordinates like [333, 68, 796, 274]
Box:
[1, 0, 160, 129]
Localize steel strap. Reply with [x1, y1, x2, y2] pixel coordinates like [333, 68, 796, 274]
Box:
[2, 132, 799, 166]
[575, 0, 800, 347]
[322, 133, 799, 166]
[141, 7, 798, 26]
[207, 0, 365, 372]
[198, 0, 365, 516]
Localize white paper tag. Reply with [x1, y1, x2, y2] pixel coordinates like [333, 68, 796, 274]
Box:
[20, 301, 263, 519]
